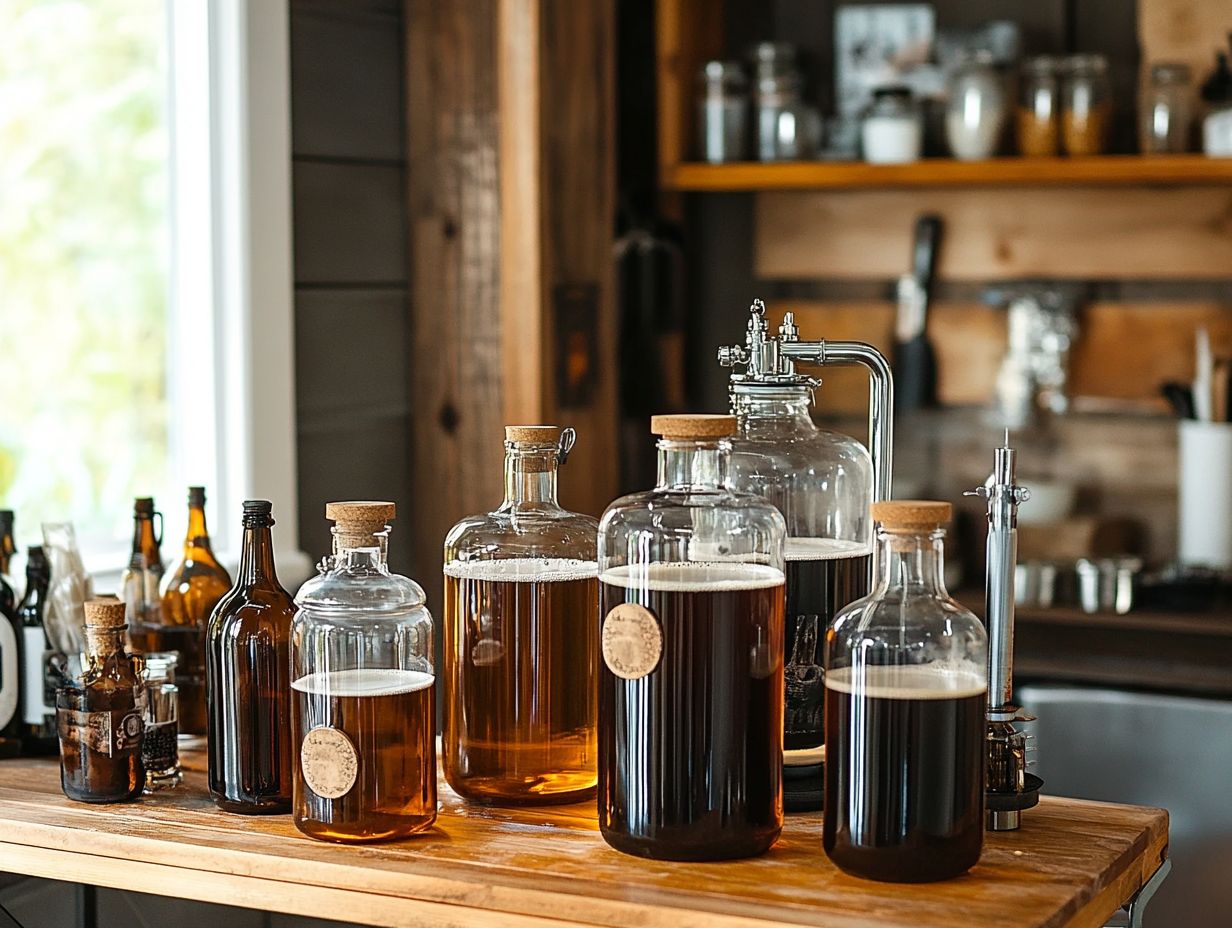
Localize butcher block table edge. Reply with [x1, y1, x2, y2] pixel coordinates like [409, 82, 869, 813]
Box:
[0, 754, 1168, 928]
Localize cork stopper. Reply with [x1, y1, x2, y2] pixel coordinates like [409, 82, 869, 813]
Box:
[83, 598, 128, 629]
[651, 414, 737, 440]
[188, 485, 206, 507]
[871, 500, 953, 529]
[326, 501, 395, 550]
[134, 497, 155, 515]
[505, 425, 561, 443]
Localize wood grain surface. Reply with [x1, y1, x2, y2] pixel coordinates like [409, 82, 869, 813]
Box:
[0, 750, 1167, 928]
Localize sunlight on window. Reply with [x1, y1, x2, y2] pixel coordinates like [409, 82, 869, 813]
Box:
[0, 0, 168, 553]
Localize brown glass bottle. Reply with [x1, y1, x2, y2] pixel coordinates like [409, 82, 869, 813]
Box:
[58, 599, 146, 803]
[0, 510, 21, 757]
[154, 487, 232, 735]
[206, 500, 294, 813]
[121, 498, 165, 645]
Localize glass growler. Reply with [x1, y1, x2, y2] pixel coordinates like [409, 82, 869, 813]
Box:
[57, 598, 145, 803]
[292, 501, 436, 843]
[19, 546, 59, 755]
[206, 500, 294, 814]
[443, 426, 598, 805]
[597, 415, 786, 860]
[824, 501, 988, 882]
[121, 497, 165, 644]
[0, 510, 20, 756]
[142, 486, 233, 736]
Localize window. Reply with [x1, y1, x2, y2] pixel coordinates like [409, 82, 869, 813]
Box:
[0, 0, 304, 576]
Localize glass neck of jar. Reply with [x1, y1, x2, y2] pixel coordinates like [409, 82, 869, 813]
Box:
[873, 527, 948, 597]
[237, 524, 279, 587]
[656, 439, 730, 490]
[733, 390, 816, 428]
[186, 504, 212, 549]
[84, 627, 126, 665]
[132, 514, 161, 562]
[332, 527, 389, 565]
[503, 444, 561, 507]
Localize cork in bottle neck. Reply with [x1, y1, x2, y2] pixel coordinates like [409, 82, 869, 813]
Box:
[326, 501, 395, 561]
[83, 598, 129, 660]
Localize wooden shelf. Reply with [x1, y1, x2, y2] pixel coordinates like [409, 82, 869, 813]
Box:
[666, 155, 1232, 191]
[0, 749, 1169, 928]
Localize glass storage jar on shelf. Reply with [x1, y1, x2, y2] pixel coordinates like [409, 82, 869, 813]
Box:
[1140, 62, 1192, 154]
[1061, 54, 1111, 155]
[443, 426, 598, 806]
[945, 51, 1007, 160]
[824, 501, 988, 883]
[1017, 56, 1061, 156]
[292, 501, 436, 843]
[727, 384, 872, 764]
[598, 415, 786, 861]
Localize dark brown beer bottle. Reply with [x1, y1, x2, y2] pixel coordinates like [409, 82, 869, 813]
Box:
[19, 546, 58, 755]
[158, 487, 232, 735]
[58, 599, 146, 803]
[121, 497, 165, 638]
[0, 510, 21, 757]
[206, 500, 294, 813]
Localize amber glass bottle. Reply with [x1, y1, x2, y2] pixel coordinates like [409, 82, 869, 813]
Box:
[58, 599, 146, 803]
[121, 497, 165, 641]
[206, 500, 294, 814]
[156, 487, 232, 735]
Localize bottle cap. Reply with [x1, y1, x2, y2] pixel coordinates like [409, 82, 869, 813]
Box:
[651, 414, 737, 440]
[188, 486, 206, 507]
[871, 500, 952, 529]
[505, 425, 561, 443]
[134, 497, 155, 515]
[83, 598, 128, 629]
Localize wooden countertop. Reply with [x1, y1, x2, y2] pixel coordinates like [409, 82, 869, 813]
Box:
[0, 749, 1167, 928]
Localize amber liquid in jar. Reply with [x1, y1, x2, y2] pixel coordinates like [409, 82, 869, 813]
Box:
[292, 669, 437, 842]
[443, 558, 598, 804]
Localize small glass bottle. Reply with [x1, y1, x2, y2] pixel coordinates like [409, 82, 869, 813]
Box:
[443, 426, 599, 805]
[945, 52, 1006, 160]
[862, 87, 922, 164]
[19, 546, 59, 755]
[697, 60, 748, 163]
[824, 501, 988, 883]
[206, 500, 294, 814]
[1017, 56, 1061, 156]
[598, 415, 786, 860]
[141, 652, 181, 790]
[292, 501, 436, 843]
[1062, 54, 1111, 156]
[749, 42, 818, 161]
[120, 497, 165, 639]
[155, 486, 232, 736]
[57, 598, 146, 804]
[1140, 63, 1192, 154]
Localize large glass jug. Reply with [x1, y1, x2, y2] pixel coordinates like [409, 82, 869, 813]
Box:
[291, 501, 436, 843]
[597, 414, 786, 860]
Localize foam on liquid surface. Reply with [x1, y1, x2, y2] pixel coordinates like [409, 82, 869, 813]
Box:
[785, 537, 873, 561]
[443, 557, 598, 583]
[601, 561, 785, 592]
[291, 668, 435, 697]
[825, 664, 986, 700]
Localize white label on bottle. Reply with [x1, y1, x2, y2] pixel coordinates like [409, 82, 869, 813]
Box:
[0, 620, 17, 730]
[22, 627, 51, 725]
[300, 726, 359, 799]
[601, 604, 662, 680]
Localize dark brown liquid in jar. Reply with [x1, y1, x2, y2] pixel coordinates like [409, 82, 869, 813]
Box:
[598, 562, 785, 861]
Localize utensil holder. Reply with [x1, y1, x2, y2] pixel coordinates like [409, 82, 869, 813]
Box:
[1179, 420, 1232, 570]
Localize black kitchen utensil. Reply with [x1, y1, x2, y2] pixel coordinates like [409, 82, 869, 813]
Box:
[1161, 380, 1195, 420]
[893, 214, 941, 413]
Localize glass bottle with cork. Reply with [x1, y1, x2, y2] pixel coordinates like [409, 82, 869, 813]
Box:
[19, 546, 58, 755]
[597, 414, 786, 860]
[156, 486, 232, 736]
[121, 497, 165, 642]
[443, 426, 599, 805]
[824, 500, 988, 882]
[292, 501, 436, 842]
[57, 598, 146, 803]
[206, 500, 294, 814]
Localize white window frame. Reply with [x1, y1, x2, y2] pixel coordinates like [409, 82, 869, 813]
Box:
[160, 0, 310, 583]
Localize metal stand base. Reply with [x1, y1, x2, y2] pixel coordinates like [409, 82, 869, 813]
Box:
[1105, 858, 1172, 928]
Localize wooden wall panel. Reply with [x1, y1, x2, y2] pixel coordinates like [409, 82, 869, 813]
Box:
[1138, 0, 1230, 83]
[769, 300, 1232, 415]
[755, 187, 1232, 281]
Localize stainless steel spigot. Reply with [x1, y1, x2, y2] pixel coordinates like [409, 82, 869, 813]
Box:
[967, 430, 1042, 831]
[718, 299, 895, 501]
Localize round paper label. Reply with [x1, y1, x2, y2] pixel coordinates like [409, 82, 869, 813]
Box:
[602, 603, 662, 680]
[300, 726, 359, 799]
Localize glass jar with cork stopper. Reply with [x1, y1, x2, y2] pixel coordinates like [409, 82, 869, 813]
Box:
[291, 501, 436, 843]
[443, 425, 599, 805]
[597, 414, 786, 860]
[824, 500, 987, 882]
[57, 598, 146, 803]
